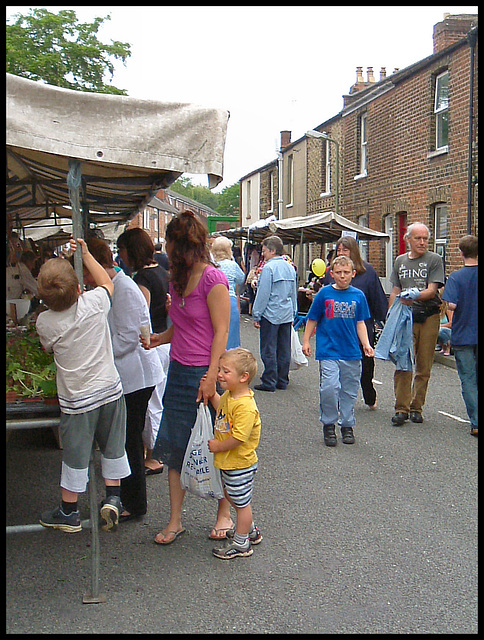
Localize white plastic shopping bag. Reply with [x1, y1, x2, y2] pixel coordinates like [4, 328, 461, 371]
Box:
[180, 403, 224, 499]
[290, 326, 308, 370]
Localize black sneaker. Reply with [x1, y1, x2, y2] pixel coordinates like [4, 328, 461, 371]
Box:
[341, 427, 355, 444]
[323, 423, 337, 447]
[100, 496, 122, 532]
[212, 541, 253, 559]
[391, 412, 408, 426]
[227, 525, 263, 545]
[40, 506, 82, 533]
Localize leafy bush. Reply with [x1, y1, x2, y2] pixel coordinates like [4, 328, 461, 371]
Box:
[6, 327, 57, 398]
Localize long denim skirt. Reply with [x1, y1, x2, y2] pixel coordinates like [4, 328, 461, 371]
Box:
[152, 359, 213, 473]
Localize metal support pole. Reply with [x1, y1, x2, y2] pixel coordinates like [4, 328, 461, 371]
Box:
[82, 449, 106, 604]
[67, 159, 105, 604]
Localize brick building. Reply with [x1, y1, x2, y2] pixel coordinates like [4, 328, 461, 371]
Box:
[240, 13, 478, 290]
[124, 188, 219, 249]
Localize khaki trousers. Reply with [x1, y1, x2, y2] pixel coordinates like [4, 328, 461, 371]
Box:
[393, 313, 440, 414]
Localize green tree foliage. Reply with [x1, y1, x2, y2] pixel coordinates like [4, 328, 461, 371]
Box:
[170, 178, 240, 217]
[6, 8, 131, 94]
[216, 182, 240, 216]
[169, 177, 220, 211]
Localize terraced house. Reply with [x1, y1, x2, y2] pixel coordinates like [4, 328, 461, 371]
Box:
[240, 13, 478, 291]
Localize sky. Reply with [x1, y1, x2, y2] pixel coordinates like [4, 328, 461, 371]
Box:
[6, 5, 478, 192]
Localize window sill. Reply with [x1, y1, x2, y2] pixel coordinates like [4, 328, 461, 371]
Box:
[427, 146, 448, 159]
[354, 171, 367, 181]
[319, 191, 333, 198]
[286, 203, 293, 209]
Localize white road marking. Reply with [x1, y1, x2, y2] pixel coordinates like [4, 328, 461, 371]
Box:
[439, 411, 469, 423]
[372, 379, 383, 385]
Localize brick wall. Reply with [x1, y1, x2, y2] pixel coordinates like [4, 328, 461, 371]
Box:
[337, 35, 477, 278]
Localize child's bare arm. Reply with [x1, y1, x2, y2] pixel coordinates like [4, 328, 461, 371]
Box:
[208, 435, 242, 453]
[70, 238, 113, 296]
[357, 320, 374, 357]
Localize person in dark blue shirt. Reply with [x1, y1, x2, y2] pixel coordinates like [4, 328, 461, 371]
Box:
[442, 235, 478, 437]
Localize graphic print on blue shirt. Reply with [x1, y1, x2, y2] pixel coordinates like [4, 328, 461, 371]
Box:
[308, 285, 370, 361]
[326, 299, 357, 319]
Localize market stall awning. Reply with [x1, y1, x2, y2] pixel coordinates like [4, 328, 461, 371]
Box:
[6, 73, 229, 228]
[222, 211, 389, 244]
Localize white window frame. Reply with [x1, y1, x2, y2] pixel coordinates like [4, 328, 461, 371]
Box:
[354, 113, 368, 180]
[246, 180, 252, 220]
[434, 71, 449, 152]
[143, 208, 150, 229]
[434, 203, 448, 258]
[323, 139, 332, 195]
[267, 171, 274, 213]
[286, 154, 294, 208]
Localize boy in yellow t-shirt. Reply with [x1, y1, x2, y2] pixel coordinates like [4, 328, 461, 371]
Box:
[207, 348, 262, 559]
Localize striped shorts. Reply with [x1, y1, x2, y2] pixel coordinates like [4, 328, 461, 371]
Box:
[221, 463, 258, 508]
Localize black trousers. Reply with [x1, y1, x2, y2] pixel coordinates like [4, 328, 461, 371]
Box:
[360, 353, 377, 406]
[120, 386, 154, 516]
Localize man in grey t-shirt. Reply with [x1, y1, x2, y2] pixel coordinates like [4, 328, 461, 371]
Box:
[388, 223, 444, 426]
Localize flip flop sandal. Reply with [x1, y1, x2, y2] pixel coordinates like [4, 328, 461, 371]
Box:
[145, 464, 164, 476]
[208, 526, 235, 540]
[154, 528, 186, 545]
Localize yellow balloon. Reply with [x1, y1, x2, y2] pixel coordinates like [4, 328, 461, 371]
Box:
[311, 258, 326, 277]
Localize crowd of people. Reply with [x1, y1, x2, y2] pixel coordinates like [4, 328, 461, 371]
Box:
[7, 214, 477, 559]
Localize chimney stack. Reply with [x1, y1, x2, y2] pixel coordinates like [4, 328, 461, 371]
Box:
[367, 67, 375, 83]
[356, 66, 364, 84]
[379, 67, 387, 81]
[280, 130, 291, 149]
[433, 13, 478, 53]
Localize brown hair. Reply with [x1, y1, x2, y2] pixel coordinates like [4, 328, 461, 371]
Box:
[86, 237, 114, 269]
[120, 228, 156, 272]
[37, 258, 79, 311]
[221, 347, 258, 384]
[165, 210, 214, 297]
[458, 234, 478, 259]
[335, 236, 366, 275]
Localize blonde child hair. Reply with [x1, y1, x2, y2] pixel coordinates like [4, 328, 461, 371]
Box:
[330, 254, 355, 271]
[221, 348, 258, 384]
[37, 258, 80, 312]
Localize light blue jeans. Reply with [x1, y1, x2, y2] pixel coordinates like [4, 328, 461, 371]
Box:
[319, 359, 362, 428]
[453, 345, 478, 428]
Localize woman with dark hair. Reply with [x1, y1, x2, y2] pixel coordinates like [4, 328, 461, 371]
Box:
[117, 228, 170, 479]
[84, 237, 164, 522]
[323, 235, 388, 409]
[143, 211, 232, 545]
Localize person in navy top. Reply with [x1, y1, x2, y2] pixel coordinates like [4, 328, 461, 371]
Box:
[442, 235, 478, 437]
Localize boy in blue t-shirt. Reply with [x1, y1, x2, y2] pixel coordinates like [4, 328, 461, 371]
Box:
[302, 255, 374, 446]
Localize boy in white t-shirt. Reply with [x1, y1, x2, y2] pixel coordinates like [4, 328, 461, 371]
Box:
[36, 238, 131, 533]
[205, 348, 262, 559]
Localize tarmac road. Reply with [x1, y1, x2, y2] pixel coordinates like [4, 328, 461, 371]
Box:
[6, 315, 477, 634]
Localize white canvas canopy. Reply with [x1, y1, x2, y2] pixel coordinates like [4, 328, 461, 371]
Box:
[223, 211, 389, 244]
[6, 73, 229, 229]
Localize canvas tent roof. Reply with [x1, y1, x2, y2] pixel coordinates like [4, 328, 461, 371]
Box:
[222, 211, 389, 244]
[6, 73, 229, 230]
